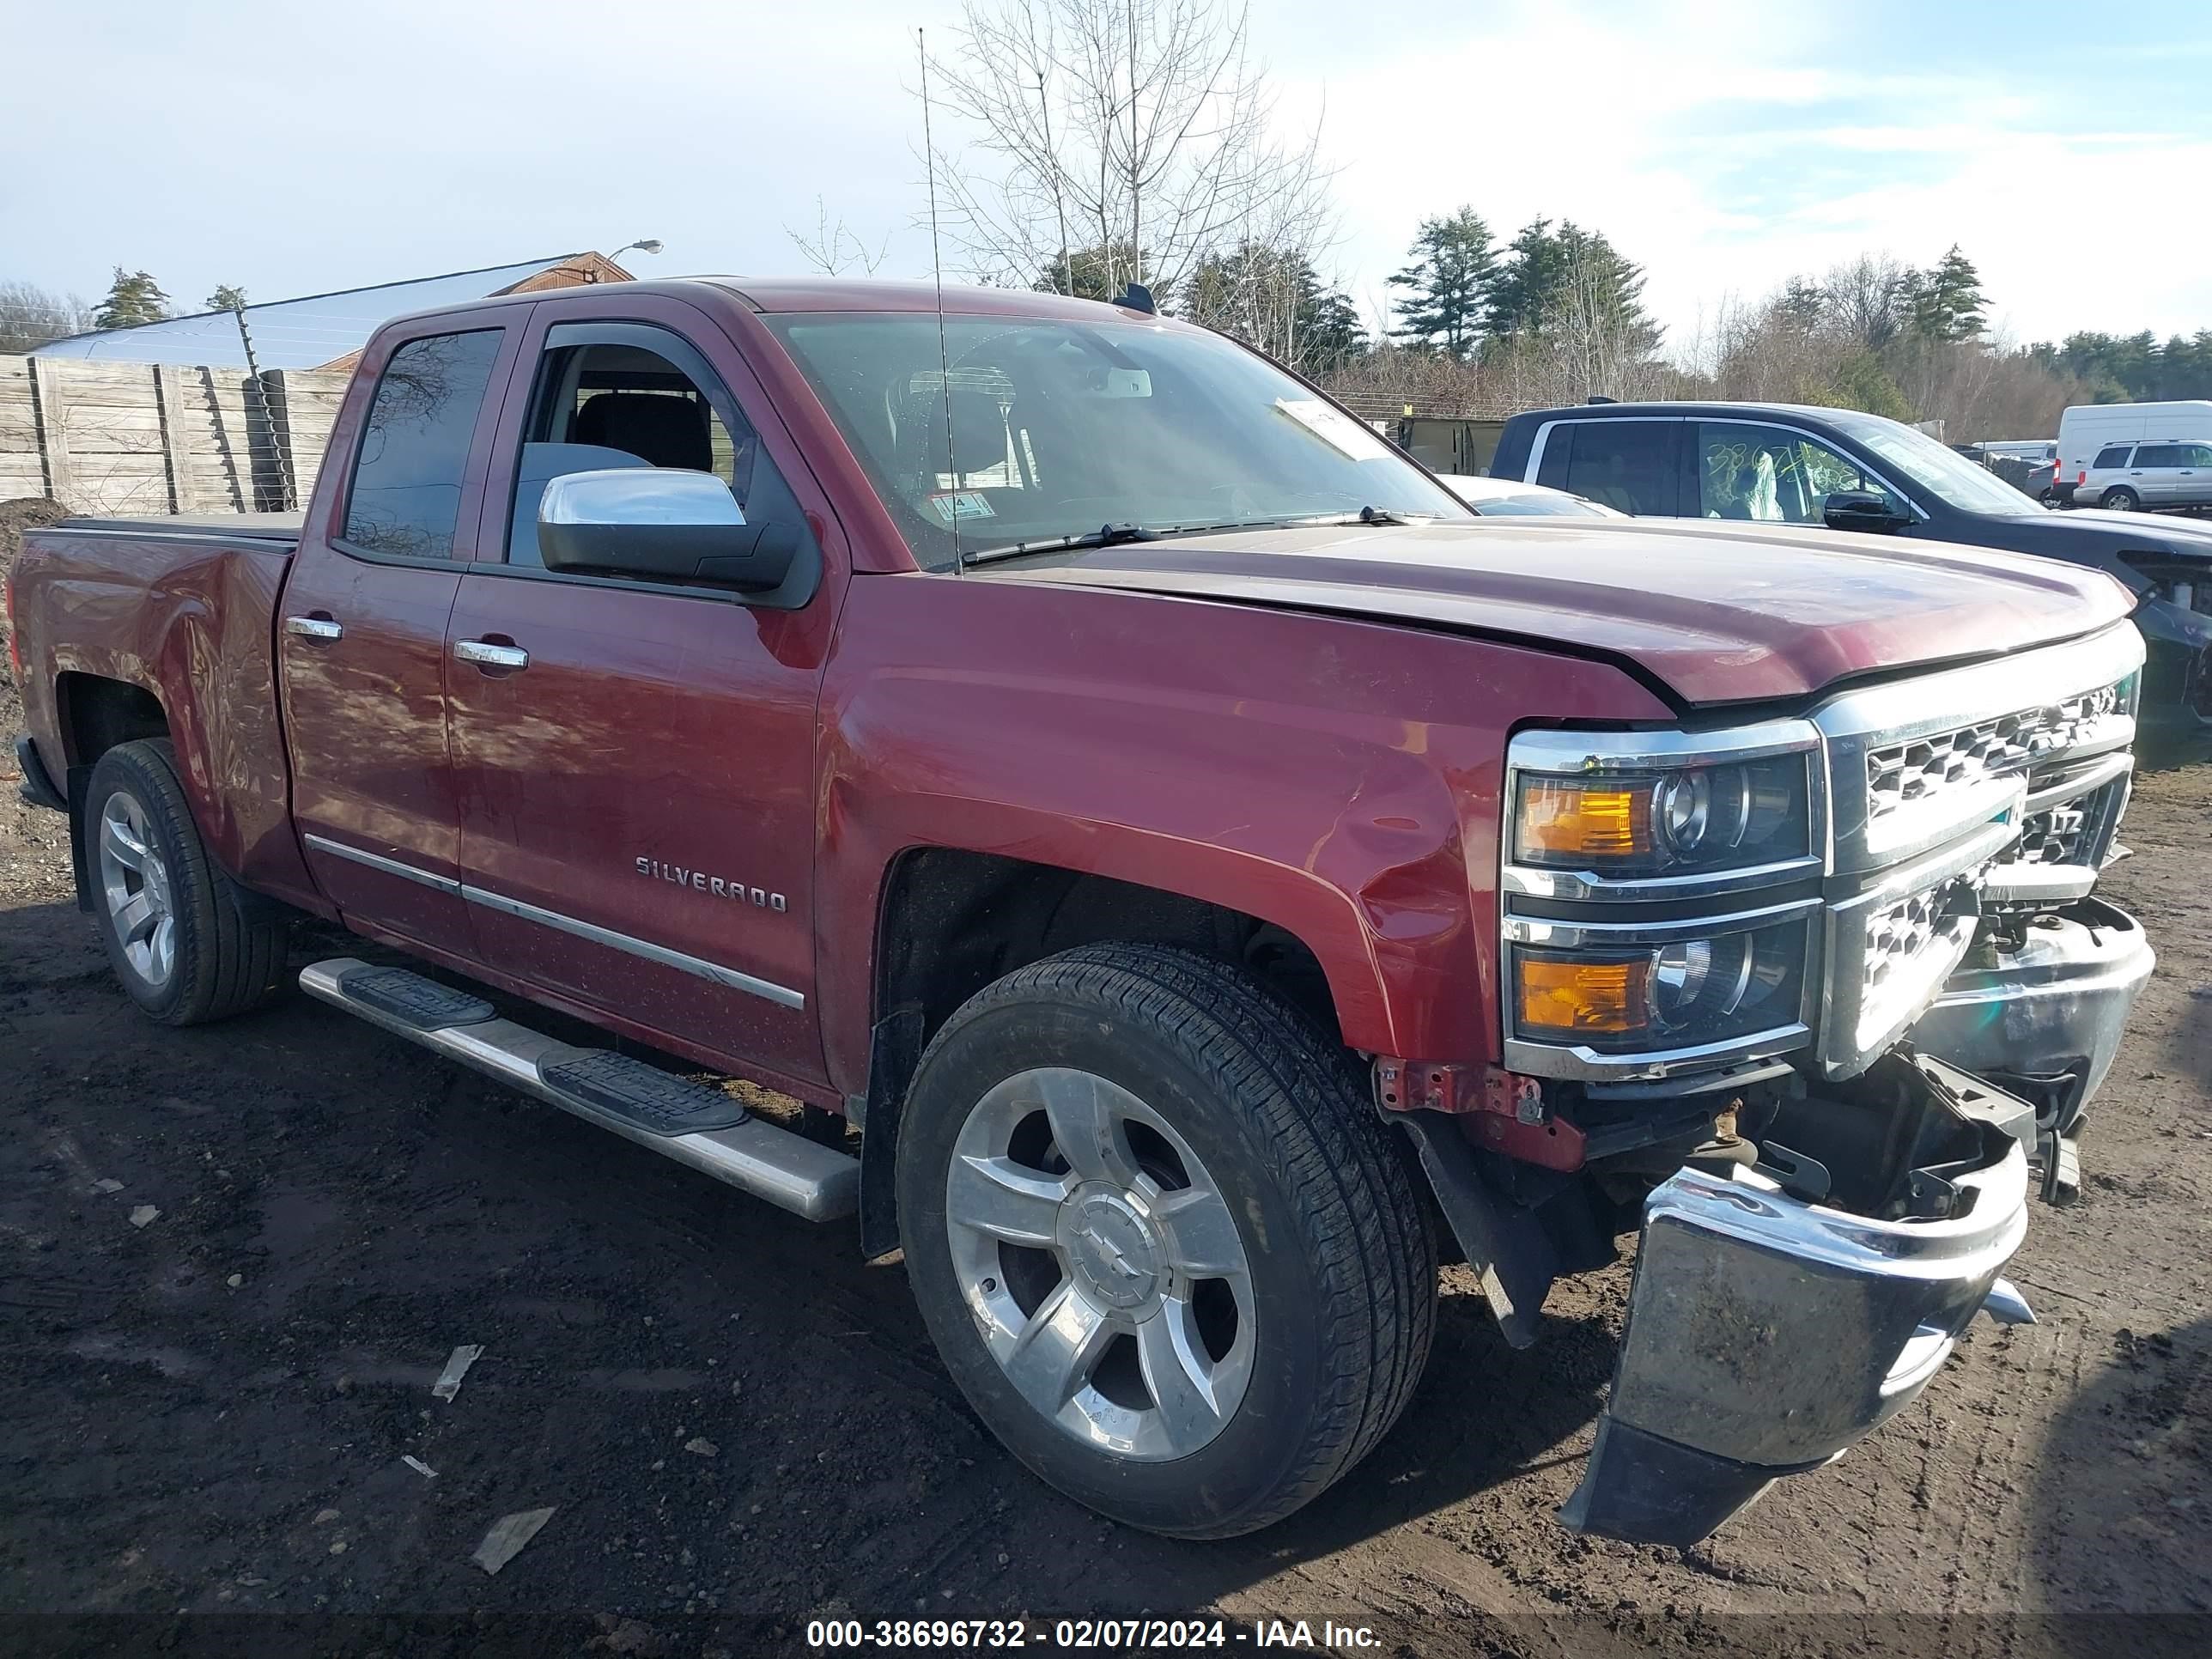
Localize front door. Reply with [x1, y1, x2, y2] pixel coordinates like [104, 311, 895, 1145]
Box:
[443, 301, 843, 1086]
[279, 320, 520, 956]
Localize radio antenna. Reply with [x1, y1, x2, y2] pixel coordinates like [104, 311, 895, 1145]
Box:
[919, 26, 960, 572]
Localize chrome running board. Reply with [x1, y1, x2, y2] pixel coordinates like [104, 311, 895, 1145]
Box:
[300, 957, 857, 1222]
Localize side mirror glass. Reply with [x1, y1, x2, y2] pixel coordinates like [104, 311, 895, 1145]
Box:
[538, 468, 800, 592]
[1823, 489, 1907, 533]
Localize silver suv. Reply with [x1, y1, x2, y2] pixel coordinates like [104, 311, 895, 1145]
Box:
[2077, 439, 2212, 511]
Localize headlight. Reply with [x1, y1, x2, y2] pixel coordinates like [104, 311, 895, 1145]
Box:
[1514, 755, 1813, 876]
[1502, 721, 1826, 1081]
[1510, 917, 1811, 1054]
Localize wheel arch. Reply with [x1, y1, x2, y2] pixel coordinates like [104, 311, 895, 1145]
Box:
[852, 840, 1418, 1257]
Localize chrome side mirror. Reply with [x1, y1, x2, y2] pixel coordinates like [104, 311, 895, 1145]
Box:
[538, 468, 803, 592]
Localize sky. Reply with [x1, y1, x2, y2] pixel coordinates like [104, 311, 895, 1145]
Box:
[5, 0, 2210, 356]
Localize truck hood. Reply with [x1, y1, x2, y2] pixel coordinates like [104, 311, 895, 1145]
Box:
[986, 519, 2134, 707]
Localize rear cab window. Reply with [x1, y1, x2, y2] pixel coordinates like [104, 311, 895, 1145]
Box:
[343, 330, 506, 558]
[1534, 422, 1678, 516]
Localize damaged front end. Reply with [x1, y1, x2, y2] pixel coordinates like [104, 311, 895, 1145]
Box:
[1559, 1052, 2035, 1546]
[1454, 622, 2153, 1547]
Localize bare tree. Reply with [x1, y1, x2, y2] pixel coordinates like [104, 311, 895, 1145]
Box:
[1821, 253, 1914, 350]
[0, 282, 93, 354]
[786, 197, 891, 277]
[922, 0, 1336, 303]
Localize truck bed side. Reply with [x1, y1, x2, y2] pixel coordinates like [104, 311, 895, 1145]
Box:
[12, 518, 322, 912]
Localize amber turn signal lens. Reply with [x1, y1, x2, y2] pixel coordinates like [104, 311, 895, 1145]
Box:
[1517, 779, 1653, 862]
[1516, 957, 1651, 1036]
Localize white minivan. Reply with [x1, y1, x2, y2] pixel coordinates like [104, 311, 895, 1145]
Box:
[2057, 400, 2212, 507]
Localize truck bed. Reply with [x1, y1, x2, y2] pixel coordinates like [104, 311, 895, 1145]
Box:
[53, 511, 304, 544]
[10, 512, 311, 907]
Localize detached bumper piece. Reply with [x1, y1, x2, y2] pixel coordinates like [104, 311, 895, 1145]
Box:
[1909, 898, 2153, 1145]
[1561, 1054, 2033, 1547]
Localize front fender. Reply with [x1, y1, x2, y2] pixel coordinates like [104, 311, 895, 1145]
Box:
[811, 571, 1673, 1098]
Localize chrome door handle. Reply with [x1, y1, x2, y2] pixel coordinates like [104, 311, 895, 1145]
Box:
[284, 615, 343, 641]
[454, 639, 529, 671]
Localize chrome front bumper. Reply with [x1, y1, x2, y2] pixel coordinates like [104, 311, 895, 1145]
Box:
[1561, 1057, 2035, 1547]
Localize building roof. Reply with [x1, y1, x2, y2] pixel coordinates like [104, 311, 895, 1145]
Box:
[30, 253, 634, 370]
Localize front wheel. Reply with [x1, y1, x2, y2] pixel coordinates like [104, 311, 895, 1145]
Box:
[896, 944, 1436, 1539]
[2100, 487, 2140, 511]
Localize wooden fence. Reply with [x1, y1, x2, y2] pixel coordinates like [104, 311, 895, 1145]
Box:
[0, 355, 349, 516]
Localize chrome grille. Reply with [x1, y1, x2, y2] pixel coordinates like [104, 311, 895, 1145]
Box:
[1864, 682, 2126, 825]
[1863, 881, 1966, 999]
[2013, 800, 2089, 866]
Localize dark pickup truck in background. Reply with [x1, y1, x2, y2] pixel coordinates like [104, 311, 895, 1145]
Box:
[7, 278, 2154, 1547]
[1491, 399, 2212, 738]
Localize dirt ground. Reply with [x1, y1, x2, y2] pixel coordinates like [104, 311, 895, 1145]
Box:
[2, 499, 2208, 1656]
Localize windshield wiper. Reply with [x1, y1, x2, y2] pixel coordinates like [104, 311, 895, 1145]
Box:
[963, 506, 1432, 568]
[963, 522, 1160, 567]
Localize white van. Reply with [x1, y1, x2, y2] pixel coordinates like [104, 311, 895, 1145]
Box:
[2057, 401, 2212, 506]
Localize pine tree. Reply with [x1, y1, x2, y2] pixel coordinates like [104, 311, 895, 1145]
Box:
[1778, 276, 1827, 328]
[1486, 219, 1656, 356]
[93, 268, 172, 330]
[1035, 244, 1152, 305]
[1183, 245, 1367, 375]
[1908, 246, 1986, 343]
[1484, 218, 1571, 337]
[1386, 208, 1498, 359]
[206, 284, 249, 313]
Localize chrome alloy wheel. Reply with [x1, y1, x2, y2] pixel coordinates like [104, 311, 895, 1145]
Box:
[98, 790, 177, 989]
[945, 1067, 1256, 1461]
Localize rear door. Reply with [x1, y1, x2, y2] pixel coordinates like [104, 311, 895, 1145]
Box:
[1532, 419, 1680, 515]
[279, 319, 524, 956]
[443, 295, 845, 1087]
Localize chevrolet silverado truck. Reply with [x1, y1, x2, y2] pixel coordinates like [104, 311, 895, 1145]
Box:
[6, 278, 2154, 1547]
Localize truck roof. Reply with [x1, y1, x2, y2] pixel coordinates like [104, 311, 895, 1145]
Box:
[374, 276, 1176, 333]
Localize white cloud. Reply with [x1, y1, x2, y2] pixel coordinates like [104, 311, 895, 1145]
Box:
[1270, 1, 2212, 348]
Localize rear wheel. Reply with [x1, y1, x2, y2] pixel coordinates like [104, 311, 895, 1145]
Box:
[2100, 486, 2140, 511]
[896, 944, 1436, 1539]
[86, 739, 289, 1024]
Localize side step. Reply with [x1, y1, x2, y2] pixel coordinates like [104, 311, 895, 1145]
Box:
[300, 958, 858, 1222]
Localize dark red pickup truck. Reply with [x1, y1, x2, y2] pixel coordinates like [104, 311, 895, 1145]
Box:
[7, 277, 2154, 1547]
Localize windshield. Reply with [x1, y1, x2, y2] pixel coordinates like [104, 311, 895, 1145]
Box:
[763, 312, 1468, 567]
[1827, 410, 2042, 516]
[1471, 491, 1613, 518]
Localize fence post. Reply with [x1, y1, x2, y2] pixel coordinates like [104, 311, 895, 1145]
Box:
[26, 358, 74, 507]
[153, 363, 194, 513]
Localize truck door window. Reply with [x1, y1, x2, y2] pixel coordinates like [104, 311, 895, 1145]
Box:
[1696, 422, 1901, 523]
[1554, 422, 1675, 515]
[2134, 444, 2184, 468]
[506, 331, 811, 571]
[343, 330, 504, 558]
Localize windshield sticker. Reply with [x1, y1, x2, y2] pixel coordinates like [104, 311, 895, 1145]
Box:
[1274, 398, 1396, 462]
[926, 491, 996, 523]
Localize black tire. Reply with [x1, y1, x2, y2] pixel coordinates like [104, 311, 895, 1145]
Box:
[84, 738, 289, 1025]
[896, 943, 1437, 1539]
[2100, 486, 2140, 511]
